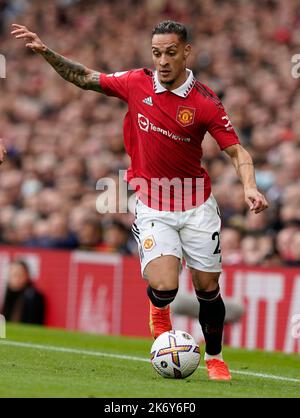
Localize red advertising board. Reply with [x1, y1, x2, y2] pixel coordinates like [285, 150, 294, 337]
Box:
[67, 252, 123, 335]
[222, 267, 300, 354]
[0, 247, 69, 328]
[0, 246, 299, 353]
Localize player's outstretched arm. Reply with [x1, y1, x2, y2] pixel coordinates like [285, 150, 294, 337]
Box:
[11, 24, 102, 92]
[224, 144, 268, 214]
[0, 138, 7, 165]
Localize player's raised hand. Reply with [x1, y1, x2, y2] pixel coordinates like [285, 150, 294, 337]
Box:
[245, 188, 268, 214]
[0, 138, 7, 165]
[11, 24, 46, 53]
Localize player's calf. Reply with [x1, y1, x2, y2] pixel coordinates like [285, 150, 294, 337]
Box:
[195, 286, 231, 380]
[195, 285, 225, 355]
[147, 286, 177, 339]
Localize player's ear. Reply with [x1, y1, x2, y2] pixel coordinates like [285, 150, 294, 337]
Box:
[184, 43, 191, 59]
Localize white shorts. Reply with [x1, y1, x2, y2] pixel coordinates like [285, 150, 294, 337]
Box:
[132, 194, 222, 277]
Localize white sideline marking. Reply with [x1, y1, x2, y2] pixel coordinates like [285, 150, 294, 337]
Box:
[1, 340, 300, 384]
[1, 340, 149, 363]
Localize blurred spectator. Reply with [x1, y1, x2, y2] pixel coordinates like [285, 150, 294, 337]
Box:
[221, 228, 243, 265]
[99, 220, 134, 255]
[276, 224, 300, 263]
[1, 259, 45, 324]
[282, 230, 300, 266]
[76, 218, 102, 251]
[46, 213, 78, 249]
[0, 0, 300, 264]
[13, 209, 38, 246]
[241, 234, 275, 266]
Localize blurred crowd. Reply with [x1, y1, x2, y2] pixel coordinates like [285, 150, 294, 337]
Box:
[0, 0, 300, 266]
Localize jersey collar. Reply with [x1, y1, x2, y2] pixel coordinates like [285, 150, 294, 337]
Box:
[153, 69, 195, 98]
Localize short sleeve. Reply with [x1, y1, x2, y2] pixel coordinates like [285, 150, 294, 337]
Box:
[207, 105, 240, 150]
[99, 70, 133, 102]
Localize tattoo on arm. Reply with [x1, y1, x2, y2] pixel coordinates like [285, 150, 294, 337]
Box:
[41, 47, 102, 92]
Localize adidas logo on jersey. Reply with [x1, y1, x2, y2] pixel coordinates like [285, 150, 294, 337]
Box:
[143, 96, 153, 106]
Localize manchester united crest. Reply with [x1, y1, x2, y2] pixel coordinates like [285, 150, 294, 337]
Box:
[176, 106, 195, 127]
[143, 235, 156, 251]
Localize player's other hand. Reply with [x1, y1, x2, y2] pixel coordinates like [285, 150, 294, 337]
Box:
[0, 138, 7, 165]
[11, 24, 46, 53]
[245, 188, 268, 214]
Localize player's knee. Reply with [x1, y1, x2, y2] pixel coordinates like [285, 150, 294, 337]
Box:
[195, 285, 221, 302]
[147, 285, 178, 308]
[191, 270, 220, 293]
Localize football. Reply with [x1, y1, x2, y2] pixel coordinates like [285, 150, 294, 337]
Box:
[150, 330, 200, 379]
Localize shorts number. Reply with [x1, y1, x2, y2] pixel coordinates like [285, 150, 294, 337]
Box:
[212, 232, 221, 254]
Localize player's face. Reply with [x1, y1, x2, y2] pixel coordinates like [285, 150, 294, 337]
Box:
[152, 34, 191, 89]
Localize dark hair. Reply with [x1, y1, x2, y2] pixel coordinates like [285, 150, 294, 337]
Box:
[152, 20, 188, 43]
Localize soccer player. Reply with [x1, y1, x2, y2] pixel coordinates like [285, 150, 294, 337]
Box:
[12, 20, 268, 380]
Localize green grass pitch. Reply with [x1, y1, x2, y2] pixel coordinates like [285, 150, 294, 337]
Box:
[0, 324, 299, 398]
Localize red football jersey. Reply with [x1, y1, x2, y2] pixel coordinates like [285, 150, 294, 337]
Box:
[99, 69, 240, 210]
